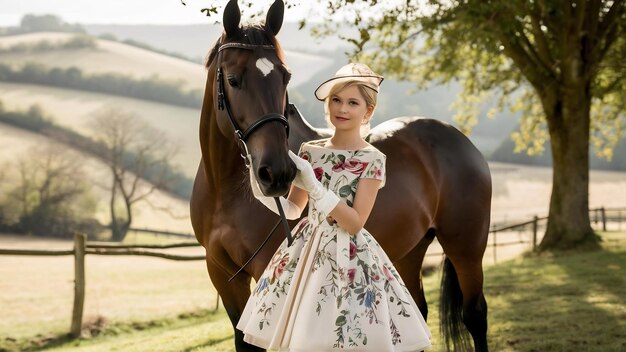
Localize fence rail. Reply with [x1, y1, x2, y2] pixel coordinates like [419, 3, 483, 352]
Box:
[1, 206, 624, 338]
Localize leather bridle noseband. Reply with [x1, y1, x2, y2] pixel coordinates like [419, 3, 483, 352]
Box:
[215, 41, 293, 282]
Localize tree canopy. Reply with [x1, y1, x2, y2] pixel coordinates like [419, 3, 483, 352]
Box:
[193, 0, 625, 250]
[319, 0, 625, 249]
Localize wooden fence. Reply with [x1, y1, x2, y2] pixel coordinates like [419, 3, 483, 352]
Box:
[0, 235, 204, 338]
[0, 206, 624, 338]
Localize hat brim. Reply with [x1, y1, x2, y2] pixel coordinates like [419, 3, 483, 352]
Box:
[314, 75, 384, 101]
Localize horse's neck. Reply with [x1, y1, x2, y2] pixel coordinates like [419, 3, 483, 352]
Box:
[200, 110, 247, 200]
[287, 104, 329, 150]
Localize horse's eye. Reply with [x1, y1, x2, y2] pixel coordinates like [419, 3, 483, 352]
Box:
[227, 73, 240, 88]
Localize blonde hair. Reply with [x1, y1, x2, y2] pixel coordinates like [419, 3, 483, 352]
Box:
[324, 80, 379, 137]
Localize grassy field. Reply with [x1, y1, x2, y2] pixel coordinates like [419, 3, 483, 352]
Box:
[0, 232, 623, 352]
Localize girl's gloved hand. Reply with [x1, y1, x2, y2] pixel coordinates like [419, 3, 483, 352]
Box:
[288, 150, 339, 217]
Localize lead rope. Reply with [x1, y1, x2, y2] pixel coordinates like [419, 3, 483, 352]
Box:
[228, 163, 294, 283]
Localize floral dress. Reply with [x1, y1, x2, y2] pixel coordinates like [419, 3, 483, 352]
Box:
[237, 139, 431, 351]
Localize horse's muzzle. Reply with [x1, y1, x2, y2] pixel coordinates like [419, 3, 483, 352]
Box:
[256, 160, 297, 197]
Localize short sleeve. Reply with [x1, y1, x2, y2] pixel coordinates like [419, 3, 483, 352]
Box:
[361, 151, 386, 188]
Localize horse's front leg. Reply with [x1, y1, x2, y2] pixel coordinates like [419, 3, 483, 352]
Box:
[206, 255, 264, 352]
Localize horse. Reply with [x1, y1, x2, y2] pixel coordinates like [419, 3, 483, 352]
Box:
[190, 1, 492, 351]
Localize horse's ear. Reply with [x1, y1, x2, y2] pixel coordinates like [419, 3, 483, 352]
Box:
[223, 0, 241, 38]
[265, 0, 284, 36]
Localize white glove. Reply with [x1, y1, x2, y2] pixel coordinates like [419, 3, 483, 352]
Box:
[249, 159, 303, 220]
[288, 151, 340, 217]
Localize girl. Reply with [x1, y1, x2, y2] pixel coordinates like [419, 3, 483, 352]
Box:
[238, 63, 432, 351]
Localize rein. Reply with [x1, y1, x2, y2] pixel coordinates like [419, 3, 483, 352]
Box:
[215, 41, 293, 282]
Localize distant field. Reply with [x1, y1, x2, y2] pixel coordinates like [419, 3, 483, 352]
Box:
[489, 162, 626, 223]
[0, 32, 206, 91]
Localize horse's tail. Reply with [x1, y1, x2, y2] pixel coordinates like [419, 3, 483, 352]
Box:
[439, 256, 472, 351]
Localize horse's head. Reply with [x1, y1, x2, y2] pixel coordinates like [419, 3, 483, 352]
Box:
[206, 0, 295, 197]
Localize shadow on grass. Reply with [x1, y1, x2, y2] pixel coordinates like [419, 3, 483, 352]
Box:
[0, 334, 76, 352]
[180, 335, 233, 352]
[484, 235, 626, 351]
[14, 309, 227, 352]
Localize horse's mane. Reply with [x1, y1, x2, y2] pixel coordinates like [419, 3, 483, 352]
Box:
[205, 25, 285, 68]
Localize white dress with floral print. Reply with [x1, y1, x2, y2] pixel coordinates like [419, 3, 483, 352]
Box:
[237, 139, 431, 351]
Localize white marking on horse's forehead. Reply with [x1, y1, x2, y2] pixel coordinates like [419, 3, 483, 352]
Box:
[256, 57, 275, 77]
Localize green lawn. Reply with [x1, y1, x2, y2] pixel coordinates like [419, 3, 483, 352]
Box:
[2, 232, 624, 352]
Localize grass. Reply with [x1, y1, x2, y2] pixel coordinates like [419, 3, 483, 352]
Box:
[1, 232, 623, 352]
[481, 231, 626, 351]
[0, 234, 213, 352]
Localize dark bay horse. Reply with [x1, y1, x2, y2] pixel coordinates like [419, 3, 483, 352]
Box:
[190, 1, 492, 351]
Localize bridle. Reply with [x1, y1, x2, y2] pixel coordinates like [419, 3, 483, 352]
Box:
[215, 41, 293, 282]
[215, 42, 290, 166]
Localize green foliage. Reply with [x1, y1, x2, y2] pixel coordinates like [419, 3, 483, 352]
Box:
[0, 62, 202, 108]
[303, 0, 625, 159]
[491, 129, 626, 171]
[0, 143, 98, 238]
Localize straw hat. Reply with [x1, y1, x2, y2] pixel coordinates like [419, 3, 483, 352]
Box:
[314, 63, 384, 101]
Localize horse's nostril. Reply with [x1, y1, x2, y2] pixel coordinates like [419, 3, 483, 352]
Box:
[258, 166, 274, 185]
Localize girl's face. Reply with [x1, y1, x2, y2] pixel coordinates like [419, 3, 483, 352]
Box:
[327, 85, 374, 134]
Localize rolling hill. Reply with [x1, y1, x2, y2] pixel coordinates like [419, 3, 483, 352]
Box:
[0, 82, 200, 176]
[0, 32, 206, 91]
[0, 122, 194, 232]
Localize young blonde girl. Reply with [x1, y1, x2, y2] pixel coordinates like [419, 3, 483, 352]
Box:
[238, 63, 432, 351]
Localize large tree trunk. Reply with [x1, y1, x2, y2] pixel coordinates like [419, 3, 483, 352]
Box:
[539, 80, 599, 250]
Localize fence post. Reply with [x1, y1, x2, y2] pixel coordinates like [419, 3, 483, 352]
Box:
[532, 216, 539, 251]
[601, 207, 607, 231]
[71, 233, 86, 338]
[215, 295, 220, 312]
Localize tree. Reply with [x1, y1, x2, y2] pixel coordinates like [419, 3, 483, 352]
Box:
[18, 14, 85, 34]
[90, 107, 179, 241]
[1, 143, 96, 237]
[284, 0, 624, 251]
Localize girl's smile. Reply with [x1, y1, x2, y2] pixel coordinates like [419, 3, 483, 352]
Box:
[328, 85, 373, 131]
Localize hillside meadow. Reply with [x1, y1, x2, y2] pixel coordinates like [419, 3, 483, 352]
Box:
[0, 82, 201, 176]
[0, 122, 193, 233]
